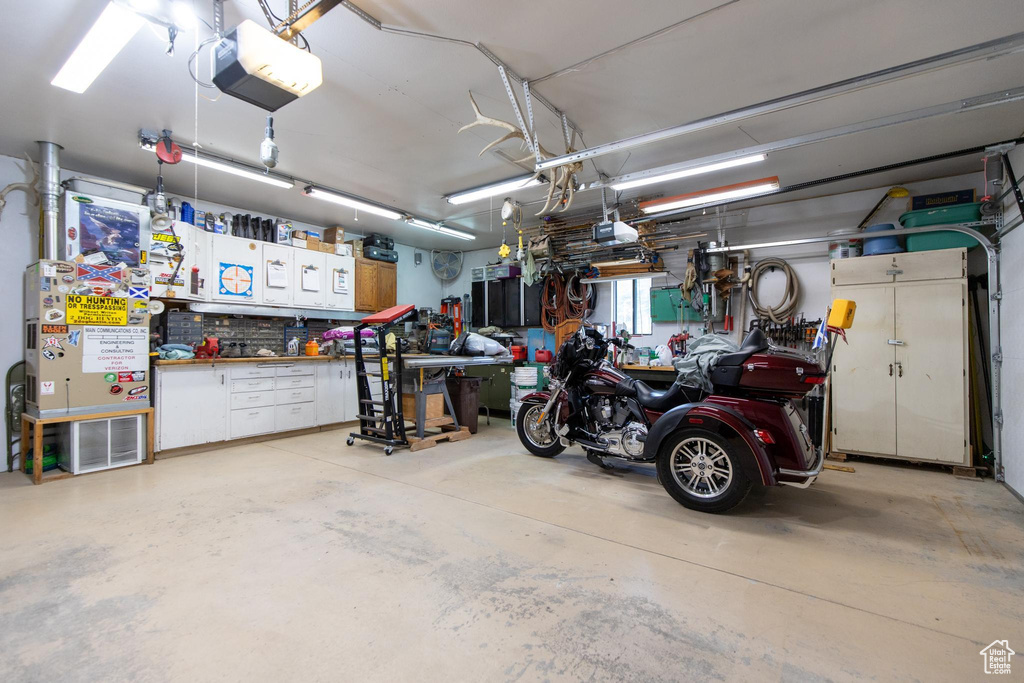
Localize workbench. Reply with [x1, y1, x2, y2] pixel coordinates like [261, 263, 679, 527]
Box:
[402, 355, 512, 439]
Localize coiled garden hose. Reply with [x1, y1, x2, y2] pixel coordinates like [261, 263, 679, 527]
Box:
[748, 257, 800, 324]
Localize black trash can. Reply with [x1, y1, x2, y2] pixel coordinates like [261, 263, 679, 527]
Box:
[447, 377, 482, 434]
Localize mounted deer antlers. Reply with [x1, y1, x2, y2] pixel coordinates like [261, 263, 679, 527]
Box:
[0, 154, 40, 221]
[458, 92, 580, 216]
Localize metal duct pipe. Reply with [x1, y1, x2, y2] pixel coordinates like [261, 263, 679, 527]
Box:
[37, 141, 62, 260]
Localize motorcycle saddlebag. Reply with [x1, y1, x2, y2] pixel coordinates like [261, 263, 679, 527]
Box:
[365, 246, 399, 263]
[362, 234, 395, 249]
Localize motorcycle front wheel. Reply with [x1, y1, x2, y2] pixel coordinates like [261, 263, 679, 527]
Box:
[516, 402, 565, 458]
[656, 428, 751, 513]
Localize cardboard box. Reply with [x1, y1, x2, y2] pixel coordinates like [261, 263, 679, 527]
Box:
[292, 229, 309, 240]
[335, 243, 353, 257]
[345, 240, 363, 258]
[402, 393, 444, 420]
[306, 235, 322, 251]
[317, 241, 334, 253]
[322, 226, 344, 244]
[291, 237, 307, 249]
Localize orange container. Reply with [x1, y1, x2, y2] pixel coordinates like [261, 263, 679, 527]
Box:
[305, 339, 319, 356]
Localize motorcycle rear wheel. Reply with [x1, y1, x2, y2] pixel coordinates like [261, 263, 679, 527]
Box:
[656, 428, 751, 513]
[516, 403, 565, 458]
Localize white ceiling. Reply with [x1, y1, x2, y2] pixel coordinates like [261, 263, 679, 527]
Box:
[0, 0, 1022, 249]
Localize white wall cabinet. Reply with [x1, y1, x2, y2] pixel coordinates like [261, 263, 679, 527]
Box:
[294, 251, 327, 308]
[262, 243, 294, 306]
[155, 366, 227, 450]
[831, 248, 969, 465]
[210, 235, 263, 303]
[325, 254, 355, 312]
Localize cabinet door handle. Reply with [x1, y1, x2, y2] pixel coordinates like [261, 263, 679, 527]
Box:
[221, 375, 225, 384]
[889, 363, 893, 377]
[897, 362, 903, 378]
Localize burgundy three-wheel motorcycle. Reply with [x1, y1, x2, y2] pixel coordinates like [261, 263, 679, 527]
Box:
[516, 325, 826, 513]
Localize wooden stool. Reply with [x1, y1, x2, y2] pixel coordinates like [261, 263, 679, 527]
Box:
[20, 408, 154, 485]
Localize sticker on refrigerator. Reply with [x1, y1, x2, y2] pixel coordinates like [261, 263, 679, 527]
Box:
[40, 381, 54, 396]
[43, 336, 63, 350]
[77, 263, 124, 285]
[66, 330, 81, 347]
[117, 370, 145, 382]
[66, 295, 128, 325]
[42, 349, 56, 360]
[81, 326, 147, 373]
[42, 324, 67, 334]
[128, 286, 148, 299]
[219, 262, 254, 297]
[42, 263, 56, 277]
[44, 309, 65, 323]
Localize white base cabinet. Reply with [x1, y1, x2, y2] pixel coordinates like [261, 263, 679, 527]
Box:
[156, 360, 355, 452]
[830, 248, 969, 465]
[155, 366, 228, 450]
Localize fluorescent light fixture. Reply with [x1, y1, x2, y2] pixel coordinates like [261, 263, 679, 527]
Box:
[181, 152, 295, 189]
[407, 218, 475, 241]
[610, 154, 767, 191]
[640, 176, 780, 214]
[304, 187, 404, 220]
[51, 2, 146, 93]
[445, 174, 544, 205]
[170, 1, 197, 30]
[142, 137, 294, 188]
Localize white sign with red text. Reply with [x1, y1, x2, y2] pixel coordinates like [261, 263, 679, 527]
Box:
[82, 326, 148, 373]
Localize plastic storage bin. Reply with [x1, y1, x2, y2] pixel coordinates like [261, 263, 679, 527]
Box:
[899, 202, 981, 251]
[862, 223, 904, 255]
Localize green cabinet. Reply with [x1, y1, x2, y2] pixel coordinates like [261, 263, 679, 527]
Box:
[464, 365, 513, 411]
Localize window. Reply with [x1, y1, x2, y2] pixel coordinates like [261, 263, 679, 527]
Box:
[612, 278, 652, 336]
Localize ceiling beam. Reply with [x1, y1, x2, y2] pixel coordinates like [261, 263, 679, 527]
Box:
[591, 85, 1024, 191]
[535, 31, 1024, 172]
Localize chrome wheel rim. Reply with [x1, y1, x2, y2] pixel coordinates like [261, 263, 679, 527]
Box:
[670, 437, 733, 498]
[522, 405, 556, 448]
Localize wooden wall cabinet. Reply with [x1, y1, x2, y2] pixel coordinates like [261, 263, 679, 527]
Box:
[830, 248, 969, 465]
[354, 258, 397, 312]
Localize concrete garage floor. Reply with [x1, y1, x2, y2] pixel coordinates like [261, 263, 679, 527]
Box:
[1, 423, 1022, 682]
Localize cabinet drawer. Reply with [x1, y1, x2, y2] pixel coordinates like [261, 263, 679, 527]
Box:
[275, 364, 316, 377]
[275, 402, 316, 431]
[230, 406, 275, 438]
[230, 390, 276, 409]
[276, 387, 315, 404]
[230, 378, 275, 393]
[230, 365, 276, 379]
[276, 375, 314, 390]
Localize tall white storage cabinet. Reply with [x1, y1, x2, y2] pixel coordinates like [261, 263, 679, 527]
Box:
[830, 248, 969, 465]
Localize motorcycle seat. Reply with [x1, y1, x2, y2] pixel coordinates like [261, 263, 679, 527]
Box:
[632, 380, 703, 412]
[716, 328, 769, 367]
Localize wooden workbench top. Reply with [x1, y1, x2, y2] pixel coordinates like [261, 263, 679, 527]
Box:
[620, 364, 676, 372]
[152, 353, 440, 366]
